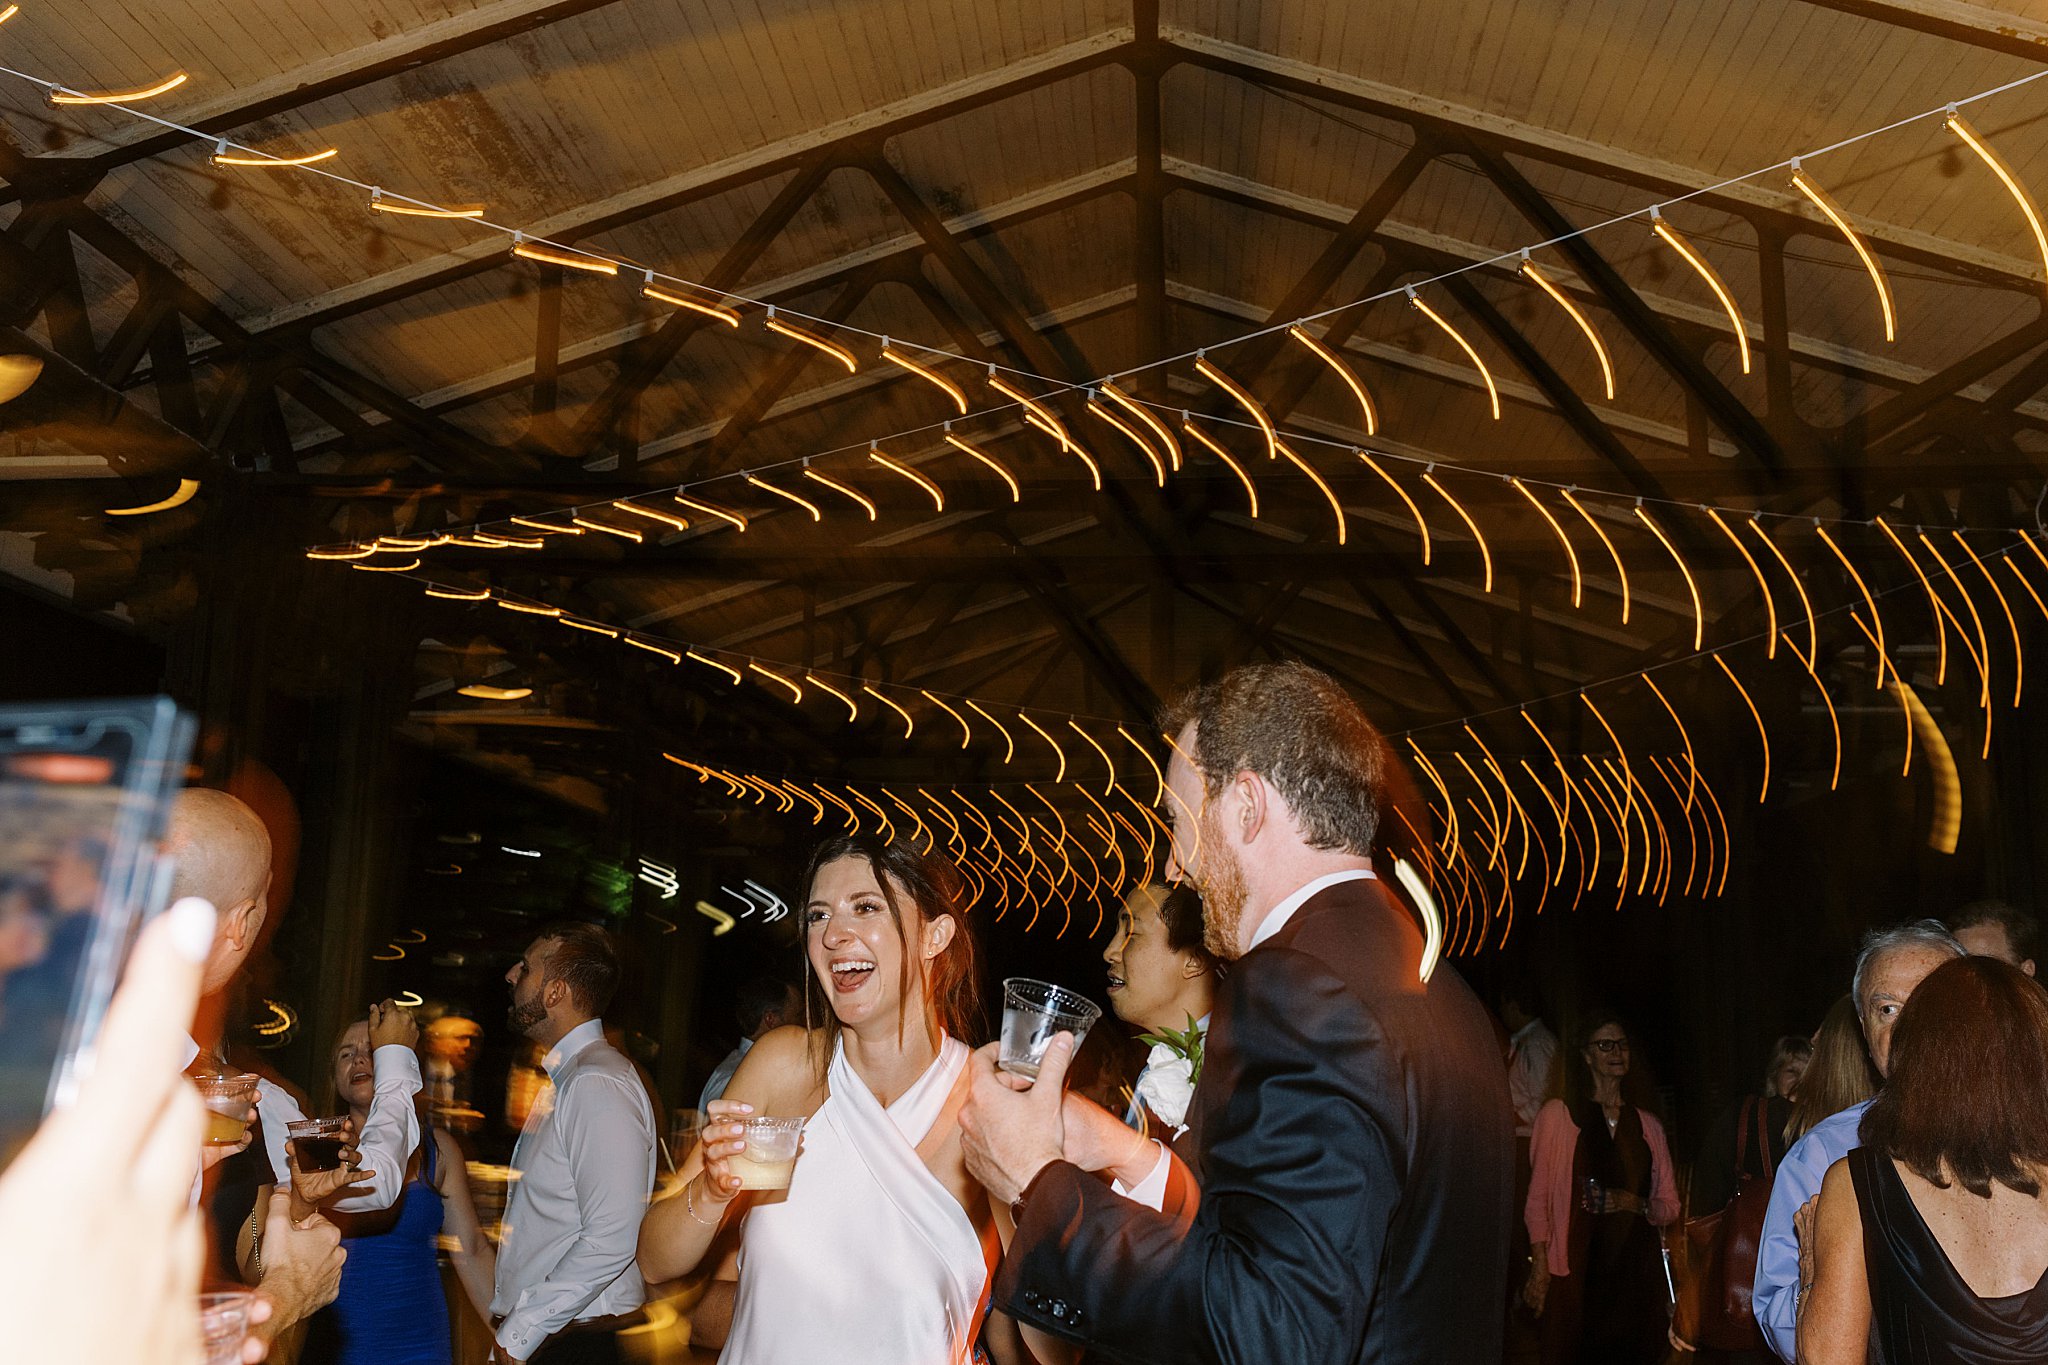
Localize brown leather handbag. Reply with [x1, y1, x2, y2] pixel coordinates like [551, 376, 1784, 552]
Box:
[1675, 1097, 1776, 1350]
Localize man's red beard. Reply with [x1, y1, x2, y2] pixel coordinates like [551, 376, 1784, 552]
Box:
[1195, 804, 1250, 961]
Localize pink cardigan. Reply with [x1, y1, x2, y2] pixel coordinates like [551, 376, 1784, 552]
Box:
[1524, 1097, 1680, 1276]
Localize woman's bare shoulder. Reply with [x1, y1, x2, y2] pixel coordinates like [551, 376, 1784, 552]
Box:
[725, 1026, 829, 1110]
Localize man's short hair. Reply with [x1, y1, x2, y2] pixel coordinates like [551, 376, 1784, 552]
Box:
[1161, 661, 1386, 856]
[533, 921, 622, 1016]
[1948, 900, 2039, 964]
[734, 974, 796, 1035]
[1852, 918, 1965, 1014]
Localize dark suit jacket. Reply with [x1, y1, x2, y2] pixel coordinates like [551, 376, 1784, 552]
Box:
[997, 875, 1514, 1365]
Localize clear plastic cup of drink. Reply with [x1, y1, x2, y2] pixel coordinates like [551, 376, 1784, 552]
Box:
[729, 1116, 805, 1190]
[200, 1289, 256, 1365]
[1000, 978, 1103, 1081]
[286, 1115, 348, 1173]
[194, 1073, 260, 1147]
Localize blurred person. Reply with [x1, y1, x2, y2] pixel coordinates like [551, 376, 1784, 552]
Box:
[0, 899, 289, 1365]
[299, 1016, 498, 1365]
[638, 835, 1072, 1365]
[1677, 1035, 1811, 1363]
[696, 975, 799, 1114]
[1947, 900, 2038, 977]
[1752, 919, 1963, 1361]
[1102, 882, 1216, 1137]
[1523, 1011, 1680, 1365]
[491, 922, 655, 1364]
[1784, 996, 1878, 1147]
[1502, 981, 1560, 1144]
[422, 1013, 484, 1130]
[1797, 956, 2048, 1363]
[959, 661, 1515, 1364]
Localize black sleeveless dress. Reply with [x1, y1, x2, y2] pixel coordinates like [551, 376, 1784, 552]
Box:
[1848, 1145, 2048, 1364]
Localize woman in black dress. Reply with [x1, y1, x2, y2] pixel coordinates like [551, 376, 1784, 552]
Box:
[1798, 956, 2048, 1364]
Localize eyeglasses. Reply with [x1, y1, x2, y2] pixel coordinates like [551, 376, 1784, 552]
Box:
[1587, 1038, 1631, 1054]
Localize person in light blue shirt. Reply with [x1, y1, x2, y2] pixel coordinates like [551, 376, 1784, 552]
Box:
[1754, 920, 1963, 1361]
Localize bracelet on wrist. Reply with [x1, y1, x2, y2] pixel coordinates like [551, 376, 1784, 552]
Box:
[683, 1174, 720, 1227]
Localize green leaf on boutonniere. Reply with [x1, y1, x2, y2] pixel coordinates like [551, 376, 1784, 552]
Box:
[1137, 1012, 1207, 1086]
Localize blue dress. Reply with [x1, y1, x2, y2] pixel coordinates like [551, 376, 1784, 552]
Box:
[307, 1128, 452, 1365]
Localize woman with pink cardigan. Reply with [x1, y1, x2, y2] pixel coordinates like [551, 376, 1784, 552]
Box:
[1521, 1010, 1680, 1365]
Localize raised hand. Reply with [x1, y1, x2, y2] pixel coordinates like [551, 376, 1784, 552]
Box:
[958, 1032, 1074, 1206]
[367, 999, 418, 1051]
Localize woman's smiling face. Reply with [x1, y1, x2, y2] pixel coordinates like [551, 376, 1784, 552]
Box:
[805, 855, 948, 1029]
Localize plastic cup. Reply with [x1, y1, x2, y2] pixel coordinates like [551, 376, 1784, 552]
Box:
[999, 978, 1102, 1080]
[286, 1115, 348, 1173]
[199, 1289, 255, 1365]
[194, 1073, 260, 1146]
[729, 1116, 804, 1190]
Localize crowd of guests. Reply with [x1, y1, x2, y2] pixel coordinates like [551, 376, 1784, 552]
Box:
[6, 660, 2048, 1364]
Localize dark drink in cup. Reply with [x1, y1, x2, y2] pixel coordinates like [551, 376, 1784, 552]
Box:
[286, 1116, 348, 1173]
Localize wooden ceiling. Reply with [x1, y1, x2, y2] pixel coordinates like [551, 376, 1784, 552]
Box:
[5, 0, 2048, 801]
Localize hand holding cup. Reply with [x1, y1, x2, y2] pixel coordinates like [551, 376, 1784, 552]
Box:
[286, 1116, 370, 1218]
[695, 1098, 755, 1205]
[367, 999, 418, 1051]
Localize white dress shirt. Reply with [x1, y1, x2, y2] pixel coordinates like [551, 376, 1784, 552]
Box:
[490, 1018, 657, 1360]
[182, 1035, 422, 1213]
[1116, 868, 1377, 1209]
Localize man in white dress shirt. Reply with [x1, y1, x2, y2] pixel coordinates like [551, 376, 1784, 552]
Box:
[491, 922, 656, 1364]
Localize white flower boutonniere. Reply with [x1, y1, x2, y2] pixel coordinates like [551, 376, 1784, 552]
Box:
[1135, 1014, 1205, 1133]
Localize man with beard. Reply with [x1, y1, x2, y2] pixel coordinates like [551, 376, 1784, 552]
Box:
[960, 661, 1514, 1364]
[490, 923, 655, 1363]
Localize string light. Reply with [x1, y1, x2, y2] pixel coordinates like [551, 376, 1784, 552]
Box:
[1406, 289, 1501, 420]
[1814, 524, 1888, 686]
[989, 375, 1068, 447]
[458, 684, 532, 700]
[1358, 451, 1429, 564]
[2003, 555, 2048, 626]
[846, 788, 894, 842]
[559, 617, 619, 636]
[425, 584, 492, 601]
[1876, 517, 1946, 683]
[211, 142, 338, 168]
[881, 346, 968, 414]
[1782, 632, 1842, 791]
[803, 467, 878, 520]
[1633, 504, 1702, 650]
[686, 651, 742, 684]
[744, 474, 823, 522]
[1026, 413, 1104, 488]
[1580, 694, 1637, 835]
[1954, 533, 2023, 706]
[1067, 721, 1117, 794]
[1182, 418, 1259, 517]
[1703, 508, 1776, 658]
[1195, 355, 1279, 459]
[1087, 399, 1167, 486]
[624, 636, 682, 663]
[642, 280, 741, 327]
[104, 479, 200, 516]
[967, 702, 1014, 763]
[1641, 675, 1698, 815]
[1748, 518, 1815, 662]
[353, 557, 420, 572]
[673, 493, 748, 532]
[748, 663, 803, 703]
[1647, 758, 1701, 896]
[807, 674, 859, 721]
[1649, 207, 1751, 374]
[370, 189, 485, 219]
[50, 72, 189, 104]
[943, 430, 1022, 502]
[510, 515, 582, 535]
[1287, 325, 1380, 435]
[1944, 109, 2048, 292]
[863, 685, 915, 739]
[1894, 681, 1961, 853]
[1789, 164, 1896, 341]
[814, 785, 859, 832]
[1275, 440, 1347, 545]
[1559, 489, 1629, 623]
[1016, 712, 1068, 782]
[1117, 725, 1167, 804]
[1519, 711, 1574, 837]
[1510, 477, 1580, 607]
[764, 310, 857, 372]
[1519, 255, 1616, 400]
[510, 235, 619, 277]
[306, 545, 377, 560]
[1919, 532, 1993, 714]
[867, 447, 944, 512]
[571, 515, 642, 542]
[1421, 469, 1492, 592]
[1100, 382, 1182, 470]
[1713, 653, 1771, 802]
[1847, 615, 1913, 774]
[613, 501, 691, 531]
[922, 691, 972, 748]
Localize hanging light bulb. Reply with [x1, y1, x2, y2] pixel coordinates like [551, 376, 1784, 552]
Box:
[642, 278, 741, 327]
[1943, 108, 2048, 292]
[922, 691, 973, 748]
[1633, 504, 1703, 650]
[425, 584, 492, 601]
[1519, 253, 1616, 400]
[1788, 162, 1896, 341]
[744, 474, 823, 522]
[942, 429, 1021, 502]
[1287, 325, 1380, 435]
[104, 478, 200, 516]
[806, 675, 860, 721]
[623, 637, 682, 663]
[673, 493, 748, 532]
[803, 467, 877, 520]
[1274, 439, 1347, 545]
[613, 502, 691, 531]
[510, 234, 619, 277]
[1099, 382, 1182, 470]
[571, 516, 642, 542]
[210, 140, 338, 168]
[1420, 468, 1492, 592]
[1182, 417, 1259, 517]
[1087, 397, 1166, 486]
[1559, 490, 1630, 624]
[686, 651, 742, 685]
[1194, 354, 1279, 459]
[1016, 712, 1067, 782]
[458, 684, 532, 701]
[868, 446, 944, 512]
[1406, 288, 1502, 420]
[1509, 477, 1580, 607]
[1648, 207, 1751, 374]
[369, 188, 486, 219]
[861, 686, 915, 737]
[1712, 654, 1771, 802]
[765, 307, 857, 372]
[966, 702, 1014, 763]
[50, 72, 190, 105]
[881, 344, 967, 413]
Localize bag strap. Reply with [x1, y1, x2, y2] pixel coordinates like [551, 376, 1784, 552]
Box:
[1757, 1096, 1777, 1180]
[1733, 1096, 1754, 1175]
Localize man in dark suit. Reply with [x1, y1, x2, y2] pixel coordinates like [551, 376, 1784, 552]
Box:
[960, 661, 1514, 1364]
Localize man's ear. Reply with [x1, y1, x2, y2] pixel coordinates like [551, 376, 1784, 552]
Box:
[221, 898, 261, 951]
[1232, 770, 1268, 845]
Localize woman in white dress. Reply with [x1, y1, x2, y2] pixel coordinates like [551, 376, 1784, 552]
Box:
[639, 835, 1073, 1365]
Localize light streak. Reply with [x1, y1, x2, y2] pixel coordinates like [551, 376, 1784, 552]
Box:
[862, 686, 913, 737]
[1422, 470, 1492, 591]
[1560, 489, 1629, 622]
[1288, 325, 1379, 434]
[1713, 653, 1771, 802]
[923, 691, 972, 748]
[1634, 504, 1702, 650]
[1195, 355, 1278, 459]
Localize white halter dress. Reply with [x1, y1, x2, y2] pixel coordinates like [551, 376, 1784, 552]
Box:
[719, 1034, 994, 1365]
